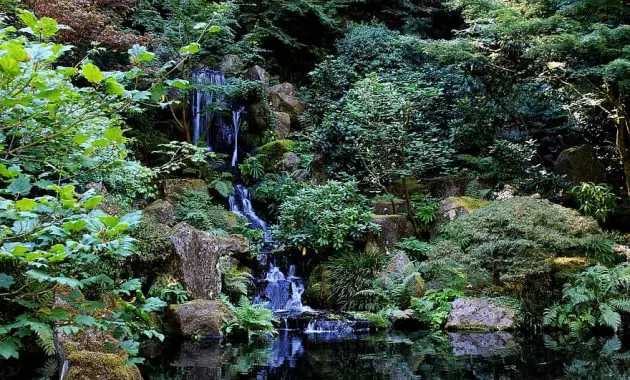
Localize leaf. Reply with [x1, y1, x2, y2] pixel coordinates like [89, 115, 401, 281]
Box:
[104, 127, 125, 143]
[179, 43, 201, 55]
[0, 55, 20, 77]
[74, 315, 97, 327]
[117, 278, 142, 295]
[128, 45, 155, 64]
[81, 63, 104, 84]
[14, 198, 37, 211]
[192, 22, 208, 30]
[141, 297, 167, 312]
[11, 218, 37, 235]
[0, 338, 20, 359]
[0, 273, 14, 289]
[82, 196, 103, 210]
[165, 79, 189, 89]
[7, 175, 32, 196]
[104, 78, 125, 96]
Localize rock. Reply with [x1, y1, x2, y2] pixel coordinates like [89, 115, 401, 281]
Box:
[162, 178, 207, 200]
[372, 198, 407, 215]
[279, 152, 301, 171]
[220, 54, 243, 74]
[379, 252, 426, 298]
[554, 144, 606, 185]
[432, 196, 488, 238]
[446, 298, 517, 331]
[268, 83, 306, 122]
[56, 328, 141, 380]
[274, 111, 291, 139]
[424, 176, 495, 199]
[256, 139, 297, 170]
[143, 199, 176, 225]
[169, 222, 248, 299]
[366, 215, 415, 252]
[494, 185, 517, 200]
[168, 300, 233, 340]
[245, 65, 269, 87]
[448, 331, 516, 356]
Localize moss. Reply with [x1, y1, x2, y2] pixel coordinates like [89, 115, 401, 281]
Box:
[66, 351, 141, 380]
[448, 196, 488, 212]
[256, 139, 296, 169]
[132, 216, 173, 264]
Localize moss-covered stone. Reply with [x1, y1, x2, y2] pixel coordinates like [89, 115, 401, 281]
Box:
[448, 196, 488, 212]
[168, 299, 233, 340]
[162, 178, 207, 200]
[366, 215, 415, 252]
[256, 139, 297, 170]
[554, 144, 606, 185]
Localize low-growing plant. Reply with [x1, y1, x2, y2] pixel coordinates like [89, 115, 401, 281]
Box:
[543, 263, 630, 334]
[396, 238, 433, 261]
[239, 155, 265, 184]
[410, 288, 463, 329]
[572, 182, 617, 222]
[175, 190, 231, 234]
[149, 276, 189, 305]
[223, 296, 277, 341]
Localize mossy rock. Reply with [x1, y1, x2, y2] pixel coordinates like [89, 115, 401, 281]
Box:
[168, 299, 233, 340]
[256, 139, 297, 170]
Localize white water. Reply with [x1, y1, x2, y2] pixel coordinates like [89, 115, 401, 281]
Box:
[229, 184, 271, 241]
[191, 70, 225, 146]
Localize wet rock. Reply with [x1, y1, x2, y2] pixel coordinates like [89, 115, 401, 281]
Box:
[448, 331, 516, 356]
[246, 65, 269, 87]
[366, 215, 415, 252]
[169, 222, 248, 299]
[274, 111, 291, 139]
[554, 144, 606, 185]
[168, 300, 233, 341]
[372, 198, 407, 215]
[163, 178, 207, 200]
[268, 83, 306, 122]
[220, 54, 243, 74]
[446, 298, 517, 331]
[279, 152, 301, 171]
[143, 199, 176, 225]
[56, 328, 141, 380]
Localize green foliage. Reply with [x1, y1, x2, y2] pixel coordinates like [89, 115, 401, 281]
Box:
[253, 174, 302, 219]
[544, 263, 630, 333]
[148, 275, 190, 305]
[326, 250, 388, 311]
[430, 197, 613, 286]
[152, 141, 220, 179]
[572, 183, 617, 222]
[411, 288, 463, 329]
[175, 191, 231, 234]
[410, 195, 439, 232]
[274, 181, 378, 251]
[395, 238, 433, 261]
[223, 297, 277, 341]
[220, 260, 252, 304]
[239, 156, 265, 185]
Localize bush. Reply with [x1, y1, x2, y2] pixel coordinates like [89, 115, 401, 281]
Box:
[274, 181, 378, 251]
[223, 297, 277, 341]
[430, 197, 615, 286]
[336, 24, 403, 71]
[411, 288, 463, 329]
[326, 250, 388, 311]
[132, 216, 173, 265]
[572, 182, 617, 222]
[175, 191, 232, 234]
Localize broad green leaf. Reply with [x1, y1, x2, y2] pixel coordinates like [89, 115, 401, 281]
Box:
[104, 127, 124, 143]
[0, 55, 19, 77]
[128, 44, 155, 64]
[165, 79, 189, 89]
[82, 196, 103, 210]
[209, 26, 221, 33]
[11, 218, 37, 235]
[14, 198, 37, 211]
[36, 88, 62, 101]
[98, 215, 120, 228]
[81, 63, 104, 84]
[179, 43, 201, 55]
[7, 175, 32, 196]
[192, 22, 208, 30]
[74, 314, 97, 327]
[73, 133, 88, 145]
[0, 273, 14, 289]
[0, 338, 19, 359]
[104, 78, 125, 96]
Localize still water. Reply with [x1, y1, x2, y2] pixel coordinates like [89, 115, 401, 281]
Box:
[141, 330, 630, 379]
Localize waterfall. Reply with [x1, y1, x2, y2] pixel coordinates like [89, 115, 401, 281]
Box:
[261, 264, 307, 313]
[231, 107, 244, 168]
[229, 184, 271, 241]
[191, 70, 225, 146]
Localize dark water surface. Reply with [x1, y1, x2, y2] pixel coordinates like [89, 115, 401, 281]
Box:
[140, 330, 630, 379]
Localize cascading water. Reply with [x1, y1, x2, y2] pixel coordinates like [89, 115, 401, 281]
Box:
[191, 70, 225, 146]
[231, 107, 244, 168]
[257, 263, 308, 313]
[229, 184, 271, 242]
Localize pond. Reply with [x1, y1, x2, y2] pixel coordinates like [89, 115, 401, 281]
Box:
[140, 330, 630, 379]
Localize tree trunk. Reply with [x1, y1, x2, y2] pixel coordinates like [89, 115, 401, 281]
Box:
[615, 122, 630, 196]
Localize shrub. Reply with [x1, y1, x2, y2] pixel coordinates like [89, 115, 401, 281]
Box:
[572, 182, 617, 222]
[223, 297, 277, 341]
[175, 191, 231, 234]
[411, 288, 463, 329]
[430, 197, 614, 286]
[274, 181, 378, 251]
[148, 275, 190, 305]
[131, 216, 173, 265]
[544, 263, 630, 333]
[326, 250, 388, 311]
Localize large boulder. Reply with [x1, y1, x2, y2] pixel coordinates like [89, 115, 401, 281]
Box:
[56, 328, 141, 380]
[143, 199, 176, 225]
[554, 144, 606, 185]
[279, 152, 301, 171]
[268, 83, 306, 122]
[168, 300, 233, 340]
[256, 139, 297, 170]
[274, 111, 291, 139]
[245, 65, 269, 87]
[162, 178, 207, 200]
[446, 298, 517, 331]
[169, 222, 248, 299]
[220, 54, 243, 74]
[366, 215, 415, 252]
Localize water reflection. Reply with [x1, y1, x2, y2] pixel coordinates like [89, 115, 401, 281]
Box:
[140, 331, 630, 380]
